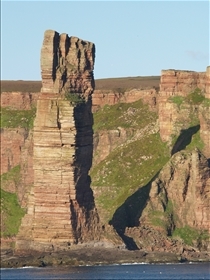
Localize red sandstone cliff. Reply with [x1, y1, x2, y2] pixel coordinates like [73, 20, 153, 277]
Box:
[1, 92, 39, 110]
[141, 150, 210, 232]
[112, 149, 210, 253]
[92, 88, 157, 112]
[1, 46, 209, 253]
[158, 67, 210, 158]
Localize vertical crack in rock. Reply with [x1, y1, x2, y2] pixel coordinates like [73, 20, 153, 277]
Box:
[15, 30, 100, 252]
[52, 33, 59, 82]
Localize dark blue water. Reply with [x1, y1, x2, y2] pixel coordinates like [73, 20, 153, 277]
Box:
[1, 262, 210, 280]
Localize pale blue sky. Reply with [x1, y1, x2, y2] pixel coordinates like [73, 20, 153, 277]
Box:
[1, 1, 209, 80]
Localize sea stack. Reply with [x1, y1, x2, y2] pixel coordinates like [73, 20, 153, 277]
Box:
[15, 30, 100, 252]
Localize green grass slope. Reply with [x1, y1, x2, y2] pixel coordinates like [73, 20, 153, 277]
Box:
[1, 166, 25, 237]
[91, 100, 170, 223]
[1, 107, 36, 129]
[93, 99, 157, 132]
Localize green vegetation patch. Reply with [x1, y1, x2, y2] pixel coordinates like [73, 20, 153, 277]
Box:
[91, 133, 169, 222]
[93, 99, 157, 132]
[64, 92, 86, 106]
[169, 88, 206, 108]
[172, 226, 209, 246]
[0, 166, 24, 237]
[185, 130, 204, 151]
[185, 88, 205, 105]
[1, 107, 36, 129]
[1, 165, 21, 190]
[148, 199, 175, 233]
[169, 96, 185, 108]
[0, 188, 25, 237]
[201, 97, 210, 107]
[149, 210, 166, 228]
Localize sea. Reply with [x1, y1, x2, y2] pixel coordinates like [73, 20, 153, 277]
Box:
[1, 262, 209, 280]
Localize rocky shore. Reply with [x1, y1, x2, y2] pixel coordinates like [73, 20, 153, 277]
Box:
[1, 245, 209, 268]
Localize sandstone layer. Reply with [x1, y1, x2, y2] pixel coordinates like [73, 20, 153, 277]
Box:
[1, 92, 39, 110]
[158, 67, 210, 158]
[115, 150, 210, 252]
[140, 150, 210, 233]
[40, 30, 95, 98]
[1, 44, 209, 256]
[92, 88, 157, 112]
[159, 69, 206, 96]
[15, 30, 99, 252]
[0, 128, 28, 175]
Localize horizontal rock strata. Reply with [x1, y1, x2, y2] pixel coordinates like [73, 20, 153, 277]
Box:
[1, 92, 39, 110]
[92, 88, 157, 112]
[40, 30, 95, 98]
[159, 69, 206, 95]
[15, 30, 99, 252]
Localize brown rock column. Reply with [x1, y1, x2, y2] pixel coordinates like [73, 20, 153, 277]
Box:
[15, 30, 99, 252]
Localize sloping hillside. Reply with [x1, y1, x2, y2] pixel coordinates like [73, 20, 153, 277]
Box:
[90, 99, 170, 223]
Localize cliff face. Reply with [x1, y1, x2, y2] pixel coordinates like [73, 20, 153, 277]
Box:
[0, 94, 36, 209]
[1, 92, 39, 110]
[1, 45, 209, 254]
[15, 30, 99, 252]
[92, 88, 157, 112]
[158, 67, 210, 158]
[141, 150, 210, 233]
[111, 150, 210, 253]
[1, 129, 27, 175]
[159, 69, 206, 95]
[0, 92, 38, 177]
[199, 105, 210, 159]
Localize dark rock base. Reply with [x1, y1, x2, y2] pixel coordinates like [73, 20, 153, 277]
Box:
[1, 247, 209, 268]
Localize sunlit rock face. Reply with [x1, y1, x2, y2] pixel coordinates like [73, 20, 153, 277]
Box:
[40, 30, 95, 98]
[158, 67, 210, 158]
[141, 150, 210, 232]
[159, 69, 206, 95]
[15, 30, 100, 252]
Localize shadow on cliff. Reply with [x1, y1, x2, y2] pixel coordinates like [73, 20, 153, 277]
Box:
[171, 125, 200, 156]
[73, 99, 95, 210]
[109, 174, 159, 250]
[70, 99, 100, 241]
